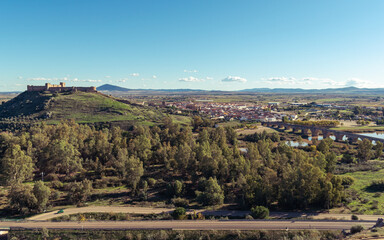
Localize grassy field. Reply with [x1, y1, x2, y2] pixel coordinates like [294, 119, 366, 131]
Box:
[340, 167, 384, 215]
[48, 92, 164, 124]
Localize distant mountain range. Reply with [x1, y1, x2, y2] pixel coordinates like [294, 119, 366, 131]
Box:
[97, 84, 384, 94]
[2, 85, 384, 95]
[240, 86, 384, 94]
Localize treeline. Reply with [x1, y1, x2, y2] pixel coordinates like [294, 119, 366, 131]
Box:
[285, 120, 340, 127]
[0, 118, 345, 213]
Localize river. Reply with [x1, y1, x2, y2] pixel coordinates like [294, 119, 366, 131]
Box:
[287, 132, 384, 147]
[357, 132, 384, 140]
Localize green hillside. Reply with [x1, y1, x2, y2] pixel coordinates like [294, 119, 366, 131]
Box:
[0, 91, 169, 125]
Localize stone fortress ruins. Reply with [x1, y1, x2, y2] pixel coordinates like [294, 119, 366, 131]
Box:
[27, 82, 97, 92]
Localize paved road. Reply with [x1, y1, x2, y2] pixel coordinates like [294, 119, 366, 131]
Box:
[27, 206, 384, 221]
[0, 220, 377, 230]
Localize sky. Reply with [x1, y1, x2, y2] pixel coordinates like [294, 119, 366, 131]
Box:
[0, 0, 383, 91]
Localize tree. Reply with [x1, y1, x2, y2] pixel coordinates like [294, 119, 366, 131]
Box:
[1, 144, 34, 184]
[68, 179, 93, 204]
[251, 206, 269, 219]
[374, 141, 383, 159]
[125, 155, 144, 193]
[341, 154, 355, 164]
[317, 138, 333, 154]
[9, 183, 37, 213]
[33, 181, 51, 212]
[192, 116, 204, 131]
[325, 152, 337, 173]
[46, 140, 82, 174]
[167, 180, 184, 197]
[196, 177, 224, 206]
[130, 135, 152, 165]
[357, 139, 373, 162]
[174, 143, 194, 174]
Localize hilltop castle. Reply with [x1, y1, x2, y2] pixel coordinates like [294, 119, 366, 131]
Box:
[27, 82, 97, 92]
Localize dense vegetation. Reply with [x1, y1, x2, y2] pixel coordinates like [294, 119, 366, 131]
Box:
[284, 120, 340, 127]
[0, 118, 351, 215]
[9, 229, 341, 240]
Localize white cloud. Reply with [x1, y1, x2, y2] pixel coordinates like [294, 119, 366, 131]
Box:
[222, 76, 247, 83]
[152, 75, 157, 79]
[263, 77, 296, 84]
[105, 76, 111, 78]
[261, 76, 383, 88]
[320, 79, 345, 87]
[344, 78, 373, 88]
[28, 77, 52, 81]
[18, 76, 23, 79]
[301, 77, 335, 85]
[179, 76, 204, 82]
[320, 78, 378, 88]
[28, 77, 69, 81]
[262, 77, 338, 86]
[130, 73, 140, 77]
[183, 69, 198, 73]
[72, 78, 101, 83]
[206, 77, 214, 80]
[28, 77, 101, 83]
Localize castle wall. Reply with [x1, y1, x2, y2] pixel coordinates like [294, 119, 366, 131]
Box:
[27, 83, 96, 93]
[27, 85, 46, 91]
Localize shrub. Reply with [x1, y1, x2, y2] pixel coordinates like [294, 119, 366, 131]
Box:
[171, 197, 189, 207]
[167, 180, 184, 198]
[51, 190, 61, 200]
[172, 207, 186, 220]
[147, 178, 157, 187]
[371, 200, 379, 210]
[251, 206, 269, 219]
[50, 180, 64, 189]
[341, 154, 355, 164]
[196, 177, 224, 206]
[67, 179, 93, 204]
[350, 225, 364, 234]
[351, 214, 358, 220]
[33, 181, 51, 212]
[341, 176, 355, 187]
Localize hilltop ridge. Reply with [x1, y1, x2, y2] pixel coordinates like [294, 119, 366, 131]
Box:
[0, 90, 165, 125]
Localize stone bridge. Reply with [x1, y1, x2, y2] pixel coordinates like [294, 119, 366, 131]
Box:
[262, 122, 383, 144]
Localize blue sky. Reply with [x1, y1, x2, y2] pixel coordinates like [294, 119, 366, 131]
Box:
[1, 0, 383, 91]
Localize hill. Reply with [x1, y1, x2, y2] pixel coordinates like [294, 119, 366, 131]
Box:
[97, 84, 384, 95]
[240, 86, 384, 94]
[97, 84, 131, 91]
[97, 84, 212, 94]
[0, 91, 166, 125]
